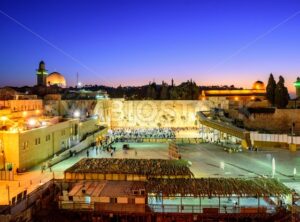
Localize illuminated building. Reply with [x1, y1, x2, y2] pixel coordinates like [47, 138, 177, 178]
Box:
[36, 60, 48, 86]
[0, 90, 105, 171]
[47, 72, 67, 87]
[201, 80, 266, 102]
[294, 77, 300, 98]
[36, 60, 67, 88]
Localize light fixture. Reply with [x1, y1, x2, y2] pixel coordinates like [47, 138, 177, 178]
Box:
[73, 110, 80, 118]
[0, 116, 8, 121]
[28, 118, 36, 127]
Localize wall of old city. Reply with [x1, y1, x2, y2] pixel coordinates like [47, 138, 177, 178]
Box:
[44, 99, 228, 129]
[107, 99, 226, 128]
[243, 109, 300, 133]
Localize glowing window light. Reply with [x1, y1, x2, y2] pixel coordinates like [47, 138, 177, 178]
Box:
[36, 110, 40, 114]
[22, 111, 28, 117]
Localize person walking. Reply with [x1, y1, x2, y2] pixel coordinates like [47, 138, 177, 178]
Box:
[41, 163, 45, 173]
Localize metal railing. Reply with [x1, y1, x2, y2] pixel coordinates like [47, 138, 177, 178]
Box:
[148, 204, 274, 214]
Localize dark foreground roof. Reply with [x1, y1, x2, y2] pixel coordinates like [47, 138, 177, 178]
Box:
[146, 178, 291, 197]
[65, 158, 193, 177]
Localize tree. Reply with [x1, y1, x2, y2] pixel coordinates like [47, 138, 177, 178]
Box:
[160, 82, 169, 100]
[146, 82, 157, 99]
[274, 76, 289, 108]
[266, 73, 276, 105]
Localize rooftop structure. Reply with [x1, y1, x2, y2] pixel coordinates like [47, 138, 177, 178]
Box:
[65, 158, 193, 180]
[146, 178, 291, 197]
[36, 61, 48, 86]
[294, 77, 300, 98]
[201, 80, 266, 102]
[47, 72, 67, 88]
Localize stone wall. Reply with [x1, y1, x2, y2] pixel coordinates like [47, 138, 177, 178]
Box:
[244, 109, 300, 133]
[45, 99, 229, 129]
[107, 99, 219, 128]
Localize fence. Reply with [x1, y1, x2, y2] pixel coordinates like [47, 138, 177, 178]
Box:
[0, 171, 64, 206]
[57, 202, 274, 214]
[250, 132, 300, 145]
[148, 204, 273, 214]
[0, 171, 14, 181]
[113, 137, 203, 144]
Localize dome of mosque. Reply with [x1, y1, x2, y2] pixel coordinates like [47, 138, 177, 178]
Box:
[47, 72, 66, 87]
[252, 80, 265, 90]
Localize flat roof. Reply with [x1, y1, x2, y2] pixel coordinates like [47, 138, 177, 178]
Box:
[68, 180, 144, 198]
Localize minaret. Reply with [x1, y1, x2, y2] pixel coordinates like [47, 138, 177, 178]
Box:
[294, 77, 300, 98]
[36, 60, 48, 86]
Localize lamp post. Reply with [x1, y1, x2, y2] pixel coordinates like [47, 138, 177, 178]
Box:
[6, 185, 10, 205]
[291, 122, 295, 144]
[272, 157, 276, 178]
[0, 140, 5, 170]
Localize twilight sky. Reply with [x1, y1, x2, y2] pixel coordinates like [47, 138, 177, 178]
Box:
[0, 0, 300, 94]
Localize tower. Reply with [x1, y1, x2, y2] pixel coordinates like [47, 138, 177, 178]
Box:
[36, 60, 48, 86]
[294, 77, 300, 98]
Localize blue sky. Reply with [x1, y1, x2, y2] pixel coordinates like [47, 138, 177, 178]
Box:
[0, 0, 299, 94]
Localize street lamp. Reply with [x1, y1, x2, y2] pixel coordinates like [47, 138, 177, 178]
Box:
[0, 140, 5, 171]
[272, 157, 276, 178]
[291, 122, 295, 144]
[73, 110, 80, 118]
[28, 118, 37, 127]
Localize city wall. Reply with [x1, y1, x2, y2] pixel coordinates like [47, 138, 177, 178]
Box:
[244, 109, 300, 133]
[45, 99, 229, 129]
[106, 99, 225, 128]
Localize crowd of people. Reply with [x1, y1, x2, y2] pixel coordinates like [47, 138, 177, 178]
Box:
[110, 128, 176, 139]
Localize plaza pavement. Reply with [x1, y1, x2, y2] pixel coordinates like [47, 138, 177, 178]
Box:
[0, 142, 299, 205]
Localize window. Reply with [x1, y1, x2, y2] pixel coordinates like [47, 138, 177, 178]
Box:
[128, 198, 135, 204]
[46, 135, 50, 141]
[110, 198, 117, 204]
[22, 141, 29, 150]
[35, 138, 40, 145]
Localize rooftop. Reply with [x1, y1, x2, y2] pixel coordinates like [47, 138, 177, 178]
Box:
[65, 158, 193, 177]
[146, 178, 291, 197]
